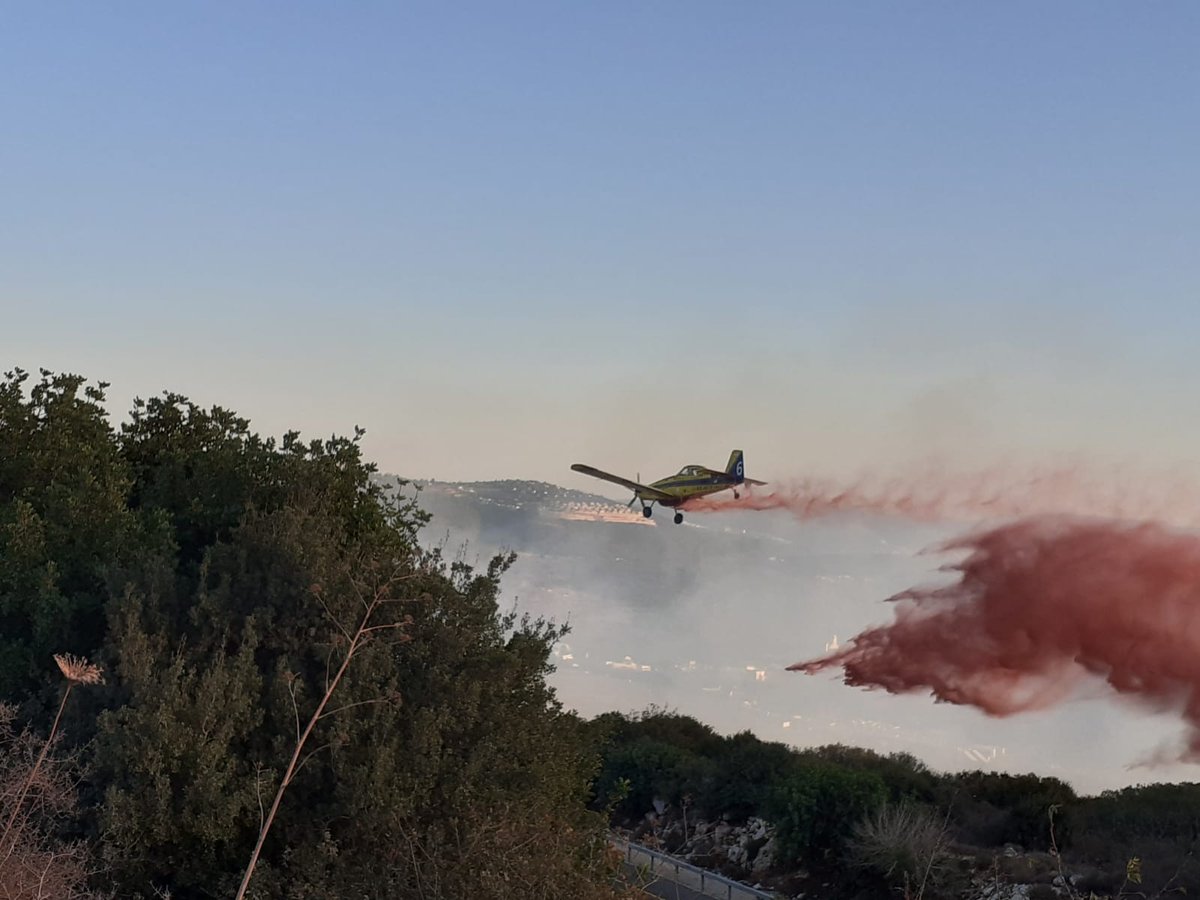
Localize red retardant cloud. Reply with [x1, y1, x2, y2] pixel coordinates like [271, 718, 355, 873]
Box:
[790, 516, 1200, 761]
[681, 466, 1200, 527]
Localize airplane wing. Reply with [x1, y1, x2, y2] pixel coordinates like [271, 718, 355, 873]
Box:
[570, 464, 676, 500]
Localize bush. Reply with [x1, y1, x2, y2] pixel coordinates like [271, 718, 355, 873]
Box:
[602, 708, 725, 758]
[594, 738, 713, 819]
[803, 744, 939, 804]
[700, 730, 801, 821]
[767, 762, 888, 866]
[846, 802, 948, 891]
[947, 771, 1076, 850]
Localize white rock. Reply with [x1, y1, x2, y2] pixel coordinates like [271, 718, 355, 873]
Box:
[751, 836, 777, 875]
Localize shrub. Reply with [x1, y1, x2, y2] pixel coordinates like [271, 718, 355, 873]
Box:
[701, 730, 801, 821]
[767, 762, 888, 866]
[594, 738, 713, 819]
[846, 802, 948, 891]
[948, 771, 1076, 849]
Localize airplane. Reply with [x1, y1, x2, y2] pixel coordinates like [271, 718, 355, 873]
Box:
[570, 450, 766, 525]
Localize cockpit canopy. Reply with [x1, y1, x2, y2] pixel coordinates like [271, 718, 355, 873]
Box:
[677, 465, 705, 476]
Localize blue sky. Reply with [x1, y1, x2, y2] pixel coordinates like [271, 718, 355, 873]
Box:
[4, 2, 1199, 487]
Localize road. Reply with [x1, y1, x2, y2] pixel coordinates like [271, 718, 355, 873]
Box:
[623, 863, 714, 900]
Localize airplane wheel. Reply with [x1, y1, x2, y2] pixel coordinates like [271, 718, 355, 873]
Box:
[673, 512, 683, 525]
[642, 506, 652, 518]
[734, 490, 740, 499]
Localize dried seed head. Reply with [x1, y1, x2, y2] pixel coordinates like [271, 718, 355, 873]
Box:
[53, 653, 105, 686]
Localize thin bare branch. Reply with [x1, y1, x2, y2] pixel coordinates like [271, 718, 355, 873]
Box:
[235, 573, 416, 900]
[317, 698, 393, 721]
[317, 594, 353, 644]
[324, 645, 336, 695]
[289, 741, 337, 784]
[360, 622, 408, 636]
[287, 677, 301, 747]
[254, 763, 265, 835]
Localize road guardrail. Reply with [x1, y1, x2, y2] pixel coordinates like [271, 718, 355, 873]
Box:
[613, 836, 778, 900]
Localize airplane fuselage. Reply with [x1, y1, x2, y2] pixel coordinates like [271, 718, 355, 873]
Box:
[643, 469, 739, 507]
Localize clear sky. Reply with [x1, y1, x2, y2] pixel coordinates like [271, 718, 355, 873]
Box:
[4, 2, 1199, 490]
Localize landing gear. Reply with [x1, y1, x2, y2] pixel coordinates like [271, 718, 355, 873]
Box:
[642, 506, 653, 518]
[673, 512, 683, 525]
[733, 490, 740, 499]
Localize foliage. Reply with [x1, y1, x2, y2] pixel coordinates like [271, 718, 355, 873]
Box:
[947, 771, 1076, 849]
[0, 369, 135, 708]
[0, 368, 627, 899]
[803, 744, 940, 805]
[1066, 783, 1200, 897]
[602, 706, 725, 757]
[594, 738, 713, 819]
[766, 762, 888, 866]
[1073, 782, 1200, 844]
[701, 730, 800, 821]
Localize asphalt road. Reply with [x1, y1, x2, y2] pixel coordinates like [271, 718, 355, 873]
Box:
[622, 863, 713, 900]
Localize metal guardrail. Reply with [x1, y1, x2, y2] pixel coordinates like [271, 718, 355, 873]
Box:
[614, 836, 778, 900]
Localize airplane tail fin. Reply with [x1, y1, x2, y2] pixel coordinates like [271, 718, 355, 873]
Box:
[725, 450, 745, 483]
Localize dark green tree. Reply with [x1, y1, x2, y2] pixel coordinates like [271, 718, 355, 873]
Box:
[0, 369, 136, 707]
[0, 370, 630, 900]
[767, 762, 888, 866]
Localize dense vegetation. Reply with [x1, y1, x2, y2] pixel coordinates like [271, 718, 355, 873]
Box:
[0, 368, 628, 899]
[592, 709, 1200, 898]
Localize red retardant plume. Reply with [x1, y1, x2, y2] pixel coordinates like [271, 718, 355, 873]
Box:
[790, 516, 1200, 762]
[681, 466, 1200, 527]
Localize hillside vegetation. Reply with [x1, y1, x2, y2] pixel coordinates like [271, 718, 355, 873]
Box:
[592, 708, 1200, 899]
[0, 368, 631, 899]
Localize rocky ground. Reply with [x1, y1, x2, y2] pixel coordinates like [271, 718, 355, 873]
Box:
[617, 810, 1132, 900]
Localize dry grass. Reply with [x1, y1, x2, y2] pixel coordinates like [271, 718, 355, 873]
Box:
[0, 653, 106, 899]
[847, 802, 949, 898]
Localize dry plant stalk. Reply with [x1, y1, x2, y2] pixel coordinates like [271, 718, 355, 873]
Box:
[0, 654, 104, 899]
[1, 655, 103, 851]
[233, 574, 415, 900]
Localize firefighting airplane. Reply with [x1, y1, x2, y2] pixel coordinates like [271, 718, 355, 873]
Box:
[570, 450, 766, 525]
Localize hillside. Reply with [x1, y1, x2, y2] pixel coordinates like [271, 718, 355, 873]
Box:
[403, 477, 654, 524]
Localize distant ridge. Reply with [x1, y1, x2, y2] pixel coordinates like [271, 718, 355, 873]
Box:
[373, 475, 652, 525]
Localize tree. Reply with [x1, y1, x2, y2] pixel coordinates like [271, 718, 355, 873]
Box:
[0, 369, 135, 708]
[1, 370, 629, 899]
